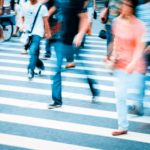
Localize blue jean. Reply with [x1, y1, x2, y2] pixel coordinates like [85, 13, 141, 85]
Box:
[28, 35, 44, 71]
[51, 42, 74, 105]
[105, 25, 113, 55]
[45, 39, 52, 57]
[114, 69, 145, 130]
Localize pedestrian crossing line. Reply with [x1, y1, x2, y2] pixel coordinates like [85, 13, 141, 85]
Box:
[84, 44, 106, 48]
[0, 46, 106, 55]
[0, 66, 113, 82]
[1, 42, 106, 48]
[0, 56, 109, 73]
[0, 83, 150, 105]
[2, 40, 107, 45]
[0, 52, 150, 75]
[1, 53, 150, 74]
[0, 97, 150, 124]
[0, 73, 150, 94]
[0, 52, 106, 66]
[0, 59, 150, 81]
[0, 113, 150, 143]
[0, 133, 100, 150]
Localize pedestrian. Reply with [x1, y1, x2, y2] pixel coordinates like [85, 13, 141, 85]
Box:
[20, 0, 51, 79]
[136, 0, 150, 70]
[86, 0, 96, 35]
[110, 0, 146, 136]
[13, 0, 28, 38]
[0, 0, 4, 43]
[105, 0, 122, 56]
[48, 0, 87, 109]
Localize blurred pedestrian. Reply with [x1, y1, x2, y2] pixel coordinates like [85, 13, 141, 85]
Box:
[20, 0, 51, 79]
[136, 0, 150, 69]
[105, 0, 122, 56]
[48, 0, 87, 109]
[110, 0, 146, 136]
[86, 0, 96, 35]
[0, 0, 4, 42]
[13, 0, 28, 38]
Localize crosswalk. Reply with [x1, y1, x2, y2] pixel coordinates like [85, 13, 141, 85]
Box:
[0, 32, 150, 150]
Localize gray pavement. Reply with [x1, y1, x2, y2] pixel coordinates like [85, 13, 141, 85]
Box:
[0, 13, 150, 150]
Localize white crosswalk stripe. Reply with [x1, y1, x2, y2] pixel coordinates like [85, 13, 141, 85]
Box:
[0, 32, 150, 150]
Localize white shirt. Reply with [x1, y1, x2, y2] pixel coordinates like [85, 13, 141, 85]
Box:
[21, 1, 48, 37]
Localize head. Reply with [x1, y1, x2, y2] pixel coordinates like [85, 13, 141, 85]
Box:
[121, 0, 138, 16]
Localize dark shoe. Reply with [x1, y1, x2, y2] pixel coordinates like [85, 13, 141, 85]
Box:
[12, 34, 17, 37]
[41, 55, 50, 60]
[34, 70, 41, 75]
[130, 105, 144, 116]
[48, 102, 62, 109]
[112, 130, 128, 136]
[28, 69, 34, 80]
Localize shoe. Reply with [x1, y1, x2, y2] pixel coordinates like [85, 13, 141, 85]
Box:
[41, 55, 50, 60]
[112, 130, 128, 136]
[21, 50, 27, 54]
[12, 34, 17, 37]
[48, 102, 62, 109]
[34, 70, 41, 75]
[130, 105, 144, 116]
[65, 62, 75, 68]
[28, 69, 34, 80]
[86, 29, 91, 35]
[91, 96, 99, 103]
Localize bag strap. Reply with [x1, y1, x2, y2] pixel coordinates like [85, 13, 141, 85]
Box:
[30, 4, 42, 33]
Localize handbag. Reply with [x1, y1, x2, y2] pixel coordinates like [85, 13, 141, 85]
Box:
[100, 7, 109, 24]
[98, 29, 107, 39]
[20, 5, 42, 45]
[94, 11, 97, 19]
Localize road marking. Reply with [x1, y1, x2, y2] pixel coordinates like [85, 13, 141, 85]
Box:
[0, 133, 100, 150]
[0, 114, 150, 143]
[0, 97, 150, 123]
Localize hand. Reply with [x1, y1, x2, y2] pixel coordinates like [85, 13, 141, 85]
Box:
[125, 62, 135, 74]
[93, 6, 96, 11]
[0, 9, 3, 16]
[44, 31, 52, 39]
[74, 33, 83, 48]
[20, 26, 24, 32]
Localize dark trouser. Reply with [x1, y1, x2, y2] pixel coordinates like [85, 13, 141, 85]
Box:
[145, 42, 150, 68]
[45, 39, 52, 57]
[105, 24, 113, 55]
[51, 42, 74, 105]
[27, 35, 44, 71]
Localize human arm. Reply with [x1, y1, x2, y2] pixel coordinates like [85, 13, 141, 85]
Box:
[20, 16, 24, 32]
[48, 6, 56, 17]
[43, 16, 51, 39]
[125, 36, 146, 74]
[93, 0, 96, 10]
[0, 0, 4, 15]
[75, 12, 88, 47]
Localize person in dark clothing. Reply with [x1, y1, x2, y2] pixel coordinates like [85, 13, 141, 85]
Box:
[48, 0, 88, 109]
